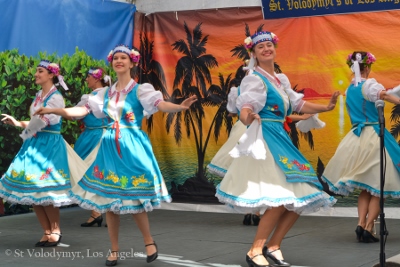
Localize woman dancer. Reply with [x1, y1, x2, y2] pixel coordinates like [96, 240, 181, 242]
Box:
[216, 31, 339, 267]
[321, 51, 400, 243]
[35, 45, 197, 266]
[0, 60, 87, 247]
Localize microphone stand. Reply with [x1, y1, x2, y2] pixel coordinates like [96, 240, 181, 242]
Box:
[376, 100, 387, 267]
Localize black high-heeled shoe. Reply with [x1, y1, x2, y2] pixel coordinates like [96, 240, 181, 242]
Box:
[44, 233, 62, 247]
[263, 247, 291, 267]
[355, 225, 364, 242]
[81, 215, 103, 227]
[106, 251, 118, 266]
[245, 254, 269, 267]
[243, 214, 252, 225]
[145, 242, 158, 263]
[252, 214, 261, 226]
[35, 233, 50, 247]
[362, 230, 379, 243]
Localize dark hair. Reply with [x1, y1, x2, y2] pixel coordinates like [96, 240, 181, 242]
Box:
[348, 51, 369, 72]
[90, 66, 109, 87]
[46, 70, 59, 84]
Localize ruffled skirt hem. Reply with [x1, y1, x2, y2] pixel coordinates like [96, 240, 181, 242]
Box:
[0, 188, 73, 207]
[215, 188, 336, 215]
[69, 186, 172, 215]
[322, 178, 400, 199]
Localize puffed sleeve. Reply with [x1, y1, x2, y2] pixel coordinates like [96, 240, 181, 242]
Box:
[138, 83, 164, 115]
[87, 87, 107, 118]
[75, 94, 90, 107]
[42, 93, 65, 126]
[236, 75, 266, 114]
[227, 86, 238, 114]
[362, 78, 385, 102]
[72, 94, 91, 120]
[277, 73, 305, 112]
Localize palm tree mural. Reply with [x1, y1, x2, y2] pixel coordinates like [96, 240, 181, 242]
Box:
[390, 104, 400, 145]
[167, 22, 237, 202]
[135, 31, 169, 133]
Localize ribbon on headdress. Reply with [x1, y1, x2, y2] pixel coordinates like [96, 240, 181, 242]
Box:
[243, 57, 255, 74]
[103, 75, 112, 86]
[351, 53, 362, 86]
[57, 75, 69, 91]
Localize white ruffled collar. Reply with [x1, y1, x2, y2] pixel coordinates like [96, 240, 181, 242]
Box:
[255, 66, 281, 88]
[108, 79, 136, 98]
[34, 86, 57, 106]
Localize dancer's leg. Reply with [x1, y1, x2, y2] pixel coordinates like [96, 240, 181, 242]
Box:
[106, 212, 120, 261]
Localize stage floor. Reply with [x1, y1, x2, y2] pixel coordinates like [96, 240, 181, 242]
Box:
[1, 204, 399, 267]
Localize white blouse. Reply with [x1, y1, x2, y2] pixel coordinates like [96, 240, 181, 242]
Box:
[346, 78, 384, 103]
[236, 67, 305, 114]
[75, 87, 105, 108]
[73, 87, 106, 120]
[87, 79, 163, 119]
[361, 78, 385, 102]
[30, 86, 64, 126]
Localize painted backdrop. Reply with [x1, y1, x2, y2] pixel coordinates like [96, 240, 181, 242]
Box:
[134, 7, 400, 205]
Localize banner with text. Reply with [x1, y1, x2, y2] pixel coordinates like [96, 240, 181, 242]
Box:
[262, 0, 400, 19]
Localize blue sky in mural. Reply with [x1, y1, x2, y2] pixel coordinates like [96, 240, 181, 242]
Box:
[0, 0, 135, 60]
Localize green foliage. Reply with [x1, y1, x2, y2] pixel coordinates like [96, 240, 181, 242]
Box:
[0, 48, 114, 175]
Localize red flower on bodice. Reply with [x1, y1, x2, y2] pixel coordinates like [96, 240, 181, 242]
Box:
[125, 111, 135, 122]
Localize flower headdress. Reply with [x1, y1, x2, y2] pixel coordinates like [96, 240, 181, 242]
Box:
[37, 60, 69, 90]
[346, 52, 376, 86]
[244, 31, 279, 53]
[107, 45, 141, 66]
[243, 31, 279, 72]
[88, 67, 112, 86]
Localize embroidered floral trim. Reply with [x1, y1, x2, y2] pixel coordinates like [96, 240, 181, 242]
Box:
[242, 104, 254, 111]
[91, 166, 152, 189]
[93, 165, 104, 179]
[33, 87, 57, 107]
[279, 155, 311, 171]
[124, 111, 135, 122]
[132, 174, 149, 187]
[8, 168, 67, 182]
[154, 99, 163, 107]
[108, 80, 136, 98]
[267, 104, 281, 116]
[42, 117, 50, 126]
[106, 170, 119, 184]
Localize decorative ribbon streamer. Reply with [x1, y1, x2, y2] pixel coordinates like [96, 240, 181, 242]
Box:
[283, 116, 292, 133]
[112, 120, 122, 158]
[351, 53, 362, 86]
[243, 53, 255, 73]
[57, 75, 69, 91]
[103, 75, 112, 87]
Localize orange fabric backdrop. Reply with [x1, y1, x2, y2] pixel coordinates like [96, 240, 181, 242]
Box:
[133, 7, 400, 201]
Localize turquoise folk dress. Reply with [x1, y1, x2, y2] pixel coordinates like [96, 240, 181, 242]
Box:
[207, 86, 247, 177]
[0, 86, 87, 206]
[321, 78, 400, 197]
[74, 88, 109, 160]
[70, 79, 171, 214]
[216, 67, 336, 214]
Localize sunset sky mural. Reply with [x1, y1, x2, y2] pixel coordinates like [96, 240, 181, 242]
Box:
[134, 7, 400, 204]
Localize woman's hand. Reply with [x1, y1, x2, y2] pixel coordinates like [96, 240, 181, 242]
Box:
[180, 95, 198, 110]
[1, 114, 21, 127]
[33, 107, 53, 116]
[327, 91, 341, 111]
[246, 112, 261, 125]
